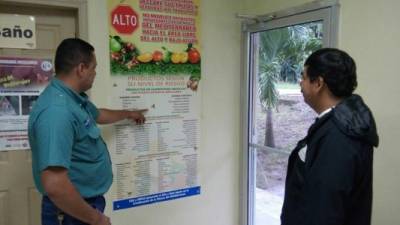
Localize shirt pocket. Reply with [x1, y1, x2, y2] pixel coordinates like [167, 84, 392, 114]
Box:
[85, 125, 104, 161]
[87, 125, 100, 140]
[73, 121, 103, 161]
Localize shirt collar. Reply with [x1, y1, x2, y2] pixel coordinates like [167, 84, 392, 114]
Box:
[318, 107, 333, 118]
[51, 77, 89, 105]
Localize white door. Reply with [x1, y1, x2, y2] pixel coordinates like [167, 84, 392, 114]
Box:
[0, 2, 77, 225]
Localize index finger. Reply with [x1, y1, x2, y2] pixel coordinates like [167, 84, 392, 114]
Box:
[136, 109, 148, 113]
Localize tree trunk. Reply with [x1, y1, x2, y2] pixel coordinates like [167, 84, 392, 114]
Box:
[264, 107, 275, 147]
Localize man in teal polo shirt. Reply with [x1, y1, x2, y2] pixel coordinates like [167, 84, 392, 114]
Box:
[28, 38, 146, 225]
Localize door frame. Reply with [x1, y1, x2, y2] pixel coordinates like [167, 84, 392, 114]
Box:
[0, 0, 88, 39]
[240, 1, 339, 225]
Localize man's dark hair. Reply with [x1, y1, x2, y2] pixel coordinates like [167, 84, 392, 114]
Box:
[55, 38, 94, 75]
[305, 48, 357, 97]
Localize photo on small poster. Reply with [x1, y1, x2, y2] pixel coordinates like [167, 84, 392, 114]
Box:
[0, 57, 53, 92]
[21, 95, 39, 115]
[0, 95, 20, 116]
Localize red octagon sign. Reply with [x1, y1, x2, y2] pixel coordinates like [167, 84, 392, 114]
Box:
[111, 5, 139, 34]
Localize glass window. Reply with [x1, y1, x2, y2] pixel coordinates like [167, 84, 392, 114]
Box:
[241, 4, 338, 225]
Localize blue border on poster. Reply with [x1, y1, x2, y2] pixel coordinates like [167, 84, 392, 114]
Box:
[113, 186, 201, 210]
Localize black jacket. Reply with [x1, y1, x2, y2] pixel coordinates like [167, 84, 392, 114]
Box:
[281, 94, 379, 225]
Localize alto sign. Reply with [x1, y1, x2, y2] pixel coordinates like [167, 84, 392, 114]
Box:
[111, 5, 139, 34]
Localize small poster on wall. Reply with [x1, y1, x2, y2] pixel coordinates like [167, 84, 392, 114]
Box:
[0, 14, 36, 49]
[0, 57, 53, 151]
[107, 0, 201, 210]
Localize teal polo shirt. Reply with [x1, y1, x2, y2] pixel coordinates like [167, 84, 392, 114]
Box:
[28, 78, 113, 198]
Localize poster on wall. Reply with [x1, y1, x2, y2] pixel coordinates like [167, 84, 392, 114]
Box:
[107, 0, 201, 210]
[0, 57, 53, 151]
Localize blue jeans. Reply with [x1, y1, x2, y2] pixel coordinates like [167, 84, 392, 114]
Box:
[42, 195, 105, 225]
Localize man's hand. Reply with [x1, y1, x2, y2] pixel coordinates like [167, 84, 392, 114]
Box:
[97, 108, 148, 125]
[92, 212, 111, 225]
[126, 109, 147, 124]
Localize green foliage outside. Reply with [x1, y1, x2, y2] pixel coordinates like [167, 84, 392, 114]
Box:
[257, 22, 322, 147]
[276, 82, 300, 90]
[258, 23, 322, 110]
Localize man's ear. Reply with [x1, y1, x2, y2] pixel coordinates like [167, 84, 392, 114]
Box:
[76, 63, 86, 77]
[315, 76, 325, 92]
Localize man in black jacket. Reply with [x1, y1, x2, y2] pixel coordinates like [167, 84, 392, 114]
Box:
[281, 48, 379, 225]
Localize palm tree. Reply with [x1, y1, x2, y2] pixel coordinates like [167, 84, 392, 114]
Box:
[257, 24, 322, 147]
[258, 61, 279, 147]
[258, 29, 289, 147]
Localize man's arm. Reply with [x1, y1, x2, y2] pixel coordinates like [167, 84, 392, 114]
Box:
[96, 108, 147, 124]
[41, 167, 110, 225]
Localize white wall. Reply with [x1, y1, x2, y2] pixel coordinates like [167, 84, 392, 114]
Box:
[242, 0, 400, 224]
[86, 0, 400, 224]
[87, 0, 242, 225]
